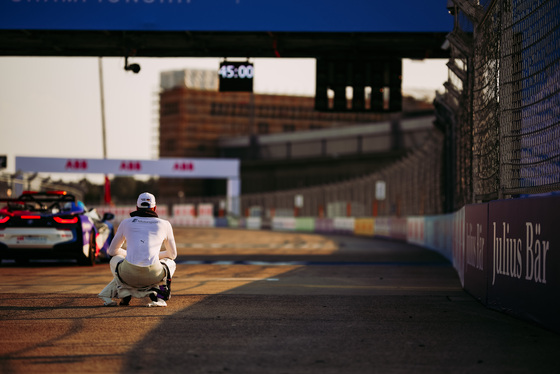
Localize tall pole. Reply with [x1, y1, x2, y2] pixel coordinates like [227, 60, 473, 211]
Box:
[98, 57, 108, 159]
[98, 57, 111, 204]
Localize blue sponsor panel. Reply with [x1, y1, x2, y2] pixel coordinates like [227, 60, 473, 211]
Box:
[0, 0, 452, 32]
[463, 204, 488, 303]
[214, 217, 229, 228]
[487, 195, 560, 333]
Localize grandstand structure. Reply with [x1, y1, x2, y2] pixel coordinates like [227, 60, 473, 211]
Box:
[225, 115, 441, 217]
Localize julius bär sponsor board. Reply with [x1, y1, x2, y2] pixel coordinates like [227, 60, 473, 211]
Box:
[487, 196, 559, 331]
[464, 204, 489, 304]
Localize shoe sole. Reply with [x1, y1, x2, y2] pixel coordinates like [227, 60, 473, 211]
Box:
[147, 302, 167, 307]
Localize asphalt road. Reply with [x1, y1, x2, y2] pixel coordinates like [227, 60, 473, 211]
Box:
[1, 228, 559, 374]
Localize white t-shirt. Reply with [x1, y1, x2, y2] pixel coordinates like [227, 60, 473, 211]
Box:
[108, 215, 177, 266]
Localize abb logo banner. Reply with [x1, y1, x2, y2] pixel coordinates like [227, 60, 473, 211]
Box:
[64, 159, 143, 173]
[120, 161, 142, 171]
[65, 159, 88, 170]
[173, 162, 194, 171]
[16, 156, 239, 178]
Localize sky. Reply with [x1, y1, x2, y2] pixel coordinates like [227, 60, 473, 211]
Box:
[0, 57, 448, 183]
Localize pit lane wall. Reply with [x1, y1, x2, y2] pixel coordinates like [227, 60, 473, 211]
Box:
[93, 195, 559, 332]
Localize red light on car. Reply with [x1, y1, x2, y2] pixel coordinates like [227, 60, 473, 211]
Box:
[54, 216, 79, 224]
[95, 232, 100, 255]
[0, 216, 9, 223]
[47, 191, 68, 195]
[21, 215, 41, 219]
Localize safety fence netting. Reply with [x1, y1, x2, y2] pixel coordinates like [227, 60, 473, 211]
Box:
[438, 0, 560, 210]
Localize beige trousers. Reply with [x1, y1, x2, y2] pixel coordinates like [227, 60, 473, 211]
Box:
[117, 258, 166, 288]
[98, 256, 176, 300]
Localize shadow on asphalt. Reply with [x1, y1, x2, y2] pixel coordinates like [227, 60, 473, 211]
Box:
[112, 235, 560, 374]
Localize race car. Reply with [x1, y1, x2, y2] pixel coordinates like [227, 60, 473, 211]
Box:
[0, 191, 115, 266]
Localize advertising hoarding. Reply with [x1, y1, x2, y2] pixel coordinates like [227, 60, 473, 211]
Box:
[487, 196, 560, 332]
[464, 203, 488, 304]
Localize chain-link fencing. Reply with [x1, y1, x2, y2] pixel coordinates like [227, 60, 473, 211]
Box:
[438, 0, 560, 208]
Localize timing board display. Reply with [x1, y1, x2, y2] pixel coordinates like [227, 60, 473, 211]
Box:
[219, 62, 254, 92]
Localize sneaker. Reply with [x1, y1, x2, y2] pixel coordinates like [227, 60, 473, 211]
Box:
[120, 295, 132, 306]
[147, 298, 167, 307]
[101, 297, 117, 307]
[157, 285, 170, 301]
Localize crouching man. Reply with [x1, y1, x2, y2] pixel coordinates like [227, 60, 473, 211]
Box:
[98, 192, 177, 307]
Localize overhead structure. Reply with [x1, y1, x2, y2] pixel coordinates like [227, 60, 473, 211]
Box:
[0, 1, 451, 59]
[0, 1, 452, 112]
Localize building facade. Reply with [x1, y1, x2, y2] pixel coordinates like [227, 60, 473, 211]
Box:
[158, 69, 433, 200]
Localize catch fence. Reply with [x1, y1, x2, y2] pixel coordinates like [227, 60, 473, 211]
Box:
[438, 0, 560, 209]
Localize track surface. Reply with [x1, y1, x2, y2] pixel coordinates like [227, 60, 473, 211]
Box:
[1, 228, 559, 373]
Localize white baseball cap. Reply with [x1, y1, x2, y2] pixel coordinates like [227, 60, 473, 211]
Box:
[137, 192, 156, 208]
